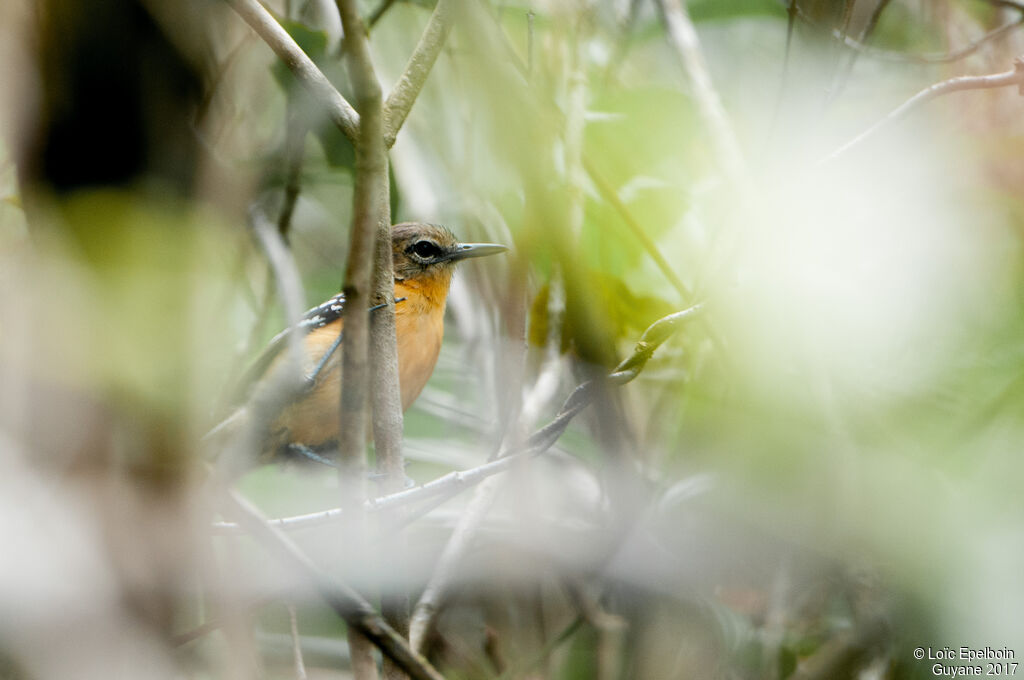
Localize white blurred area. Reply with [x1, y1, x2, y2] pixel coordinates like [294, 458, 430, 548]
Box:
[709, 107, 1013, 413]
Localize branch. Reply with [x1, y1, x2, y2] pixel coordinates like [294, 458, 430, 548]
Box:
[250, 207, 308, 375]
[368, 0, 398, 28]
[219, 490, 447, 680]
[287, 603, 309, 680]
[206, 207, 313, 477]
[827, 57, 1024, 160]
[834, 15, 1024, 64]
[582, 158, 692, 304]
[787, 0, 1024, 65]
[789, 615, 888, 680]
[654, 0, 745, 179]
[382, 0, 455, 148]
[494, 616, 584, 680]
[457, 4, 692, 316]
[335, 1, 387, 677]
[223, 0, 360, 143]
[408, 474, 501, 653]
[212, 305, 704, 534]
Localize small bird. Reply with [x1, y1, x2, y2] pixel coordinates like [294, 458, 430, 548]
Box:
[239, 222, 507, 463]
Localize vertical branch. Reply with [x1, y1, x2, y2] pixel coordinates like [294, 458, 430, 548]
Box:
[370, 199, 410, 680]
[336, 1, 385, 678]
[277, 99, 307, 241]
[370, 97, 409, 680]
[287, 603, 309, 680]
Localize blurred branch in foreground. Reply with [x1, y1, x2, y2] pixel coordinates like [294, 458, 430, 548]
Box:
[655, 0, 745, 179]
[218, 489, 445, 680]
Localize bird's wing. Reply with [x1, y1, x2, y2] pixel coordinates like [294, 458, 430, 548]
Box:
[230, 293, 347, 405]
[296, 292, 347, 330]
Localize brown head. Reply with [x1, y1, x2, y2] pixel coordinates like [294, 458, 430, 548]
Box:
[391, 222, 507, 300]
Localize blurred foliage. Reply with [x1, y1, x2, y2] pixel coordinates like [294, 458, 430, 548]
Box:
[3, 0, 1024, 678]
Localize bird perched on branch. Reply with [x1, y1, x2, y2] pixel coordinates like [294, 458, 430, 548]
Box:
[228, 222, 507, 465]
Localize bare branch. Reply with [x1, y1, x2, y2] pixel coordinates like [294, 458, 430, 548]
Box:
[334, 1, 412, 676]
[204, 207, 312, 478]
[789, 615, 889, 680]
[218, 490, 447, 680]
[223, 0, 360, 143]
[368, 0, 398, 29]
[408, 474, 502, 653]
[582, 158, 692, 304]
[828, 57, 1024, 160]
[654, 0, 745, 179]
[287, 604, 308, 680]
[250, 206, 308, 375]
[334, 1, 388, 676]
[277, 99, 307, 241]
[834, 15, 1024, 64]
[382, 0, 455, 148]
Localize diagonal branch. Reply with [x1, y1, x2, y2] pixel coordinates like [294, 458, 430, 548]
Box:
[219, 489, 446, 680]
[827, 57, 1024, 160]
[654, 0, 745, 179]
[224, 0, 360, 143]
[583, 158, 693, 304]
[406, 304, 704, 652]
[382, 0, 455, 148]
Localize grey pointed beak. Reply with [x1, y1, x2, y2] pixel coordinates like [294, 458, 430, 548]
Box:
[450, 242, 509, 261]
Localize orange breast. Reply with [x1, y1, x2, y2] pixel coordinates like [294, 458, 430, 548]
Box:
[267, 280, 447, 452]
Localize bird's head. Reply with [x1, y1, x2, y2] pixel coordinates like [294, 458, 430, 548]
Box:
[391, 223, 507, 288]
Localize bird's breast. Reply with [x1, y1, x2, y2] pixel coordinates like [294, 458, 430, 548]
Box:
[395, 301, 445, 410]
[268, 295, 446, 452]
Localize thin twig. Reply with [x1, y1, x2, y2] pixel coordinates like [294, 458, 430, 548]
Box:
[787, 1, 1024, 64]
[566, 582, 626, 680]
[367, 0, 398, 28]
[277, 99, 307, 241]
[213, 305, 704, 535]
[223, 0, 360, 143]
[493, 616, 584, 680]
[205, 209, 313, 481]
[789, 615, 889, 680]
[461, 3, 691, 313]
[582, 158, 692, 304]
[827, 57, 1024, 160]
[382, 0, 455, 148]
[251, 207, 308, 370]
[287, 603, 309, 680]
[654, 0, 744, 179]
[408, 473, 502, 653]
[218, 490, 447, 680]
[835, 15, 1024, 63]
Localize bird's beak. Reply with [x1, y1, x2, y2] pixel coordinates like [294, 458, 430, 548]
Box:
[450, 242, 509, 261]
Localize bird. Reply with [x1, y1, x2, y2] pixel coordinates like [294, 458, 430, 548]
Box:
[233, 222, 507, 464]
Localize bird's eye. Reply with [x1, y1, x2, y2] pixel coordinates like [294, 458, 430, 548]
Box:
[411, 240, 442, 259]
